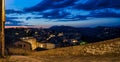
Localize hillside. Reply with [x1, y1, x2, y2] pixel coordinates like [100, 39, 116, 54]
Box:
[32, 38, 120, 56]
[1, 38, 120, 62]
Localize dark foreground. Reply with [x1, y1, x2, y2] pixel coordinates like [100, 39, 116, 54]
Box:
[1, 55, 120, 62]
[35, 56, 120, 62]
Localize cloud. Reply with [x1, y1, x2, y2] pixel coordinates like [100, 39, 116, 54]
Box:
[24, 0, 77, 12]
[24, 0, 120, 12]
[74, 0, 120, 10]
[23, 0, 120, 19]
[5, 0, 120, 24]
[89, 8, 120, 18]
[57, 15, 88, 22]
[6, 9, 24, 14]
[42, 9, 70, 19]
[5, 17, 27, 26]
[6, 17, 24, 20]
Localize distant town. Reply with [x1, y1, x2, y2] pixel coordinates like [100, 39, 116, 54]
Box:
[5, 26, 120, 51]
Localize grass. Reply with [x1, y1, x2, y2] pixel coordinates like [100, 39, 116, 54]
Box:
[8, 47, 32, 56]
[0, 56, 11, 62]
[4, 38, 120, 57]
[0, 38, 120, 62]
[31, 38, 120, 57]
[31, 45, 85, 57]
[34, 56, 120, 62]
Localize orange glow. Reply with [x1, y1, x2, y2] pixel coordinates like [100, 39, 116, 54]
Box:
[2, 0, 5, 22]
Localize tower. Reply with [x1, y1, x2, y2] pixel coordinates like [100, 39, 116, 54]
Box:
[0, 0, 5, 57]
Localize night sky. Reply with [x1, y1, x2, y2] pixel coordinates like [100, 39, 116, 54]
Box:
[5, 0, 120, 28]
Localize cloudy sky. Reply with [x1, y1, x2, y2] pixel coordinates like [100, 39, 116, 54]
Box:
[5, 0, 120, 28]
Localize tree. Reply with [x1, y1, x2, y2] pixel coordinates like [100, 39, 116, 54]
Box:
[0, 0, 5, 57]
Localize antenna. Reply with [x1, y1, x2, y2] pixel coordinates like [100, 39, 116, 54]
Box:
[0, 0, 5, 57]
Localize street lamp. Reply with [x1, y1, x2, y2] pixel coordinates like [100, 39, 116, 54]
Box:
[0, 0, 5, 57]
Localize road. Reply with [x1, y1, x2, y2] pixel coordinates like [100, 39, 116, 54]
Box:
[5, 55, 120, 62]
[6, 55, 41, 62]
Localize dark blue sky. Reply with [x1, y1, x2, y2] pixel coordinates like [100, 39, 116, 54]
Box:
[5, 0, 120, 28]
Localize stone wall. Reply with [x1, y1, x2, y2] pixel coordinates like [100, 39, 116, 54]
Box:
[81, 38, 120, 55]
[20, 37, 38, 50]
[19, 37, 55, 50]
[14, 41, 32, 50]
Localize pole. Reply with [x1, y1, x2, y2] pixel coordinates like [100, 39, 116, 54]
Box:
[0, 0, 5, 57]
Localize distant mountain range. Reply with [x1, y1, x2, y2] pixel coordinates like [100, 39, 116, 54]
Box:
[5, 25, 120, 29]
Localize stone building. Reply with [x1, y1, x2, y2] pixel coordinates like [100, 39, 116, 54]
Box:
[14, 37, 55, 50]
[14, 37, 38, 50]
[14, 41, 32, 50]
[38, 43, 55, 49]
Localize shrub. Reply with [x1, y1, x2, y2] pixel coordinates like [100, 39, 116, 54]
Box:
[80, 41, 87, 45]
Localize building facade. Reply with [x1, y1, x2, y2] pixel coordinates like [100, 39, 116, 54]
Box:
[14, 37, 55, 50]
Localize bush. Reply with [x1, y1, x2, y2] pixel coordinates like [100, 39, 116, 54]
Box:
[80, 41, 87, 45]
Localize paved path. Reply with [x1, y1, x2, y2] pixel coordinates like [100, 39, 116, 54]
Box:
[9, 55, 41, 62]
[4, 55, 120, 62]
